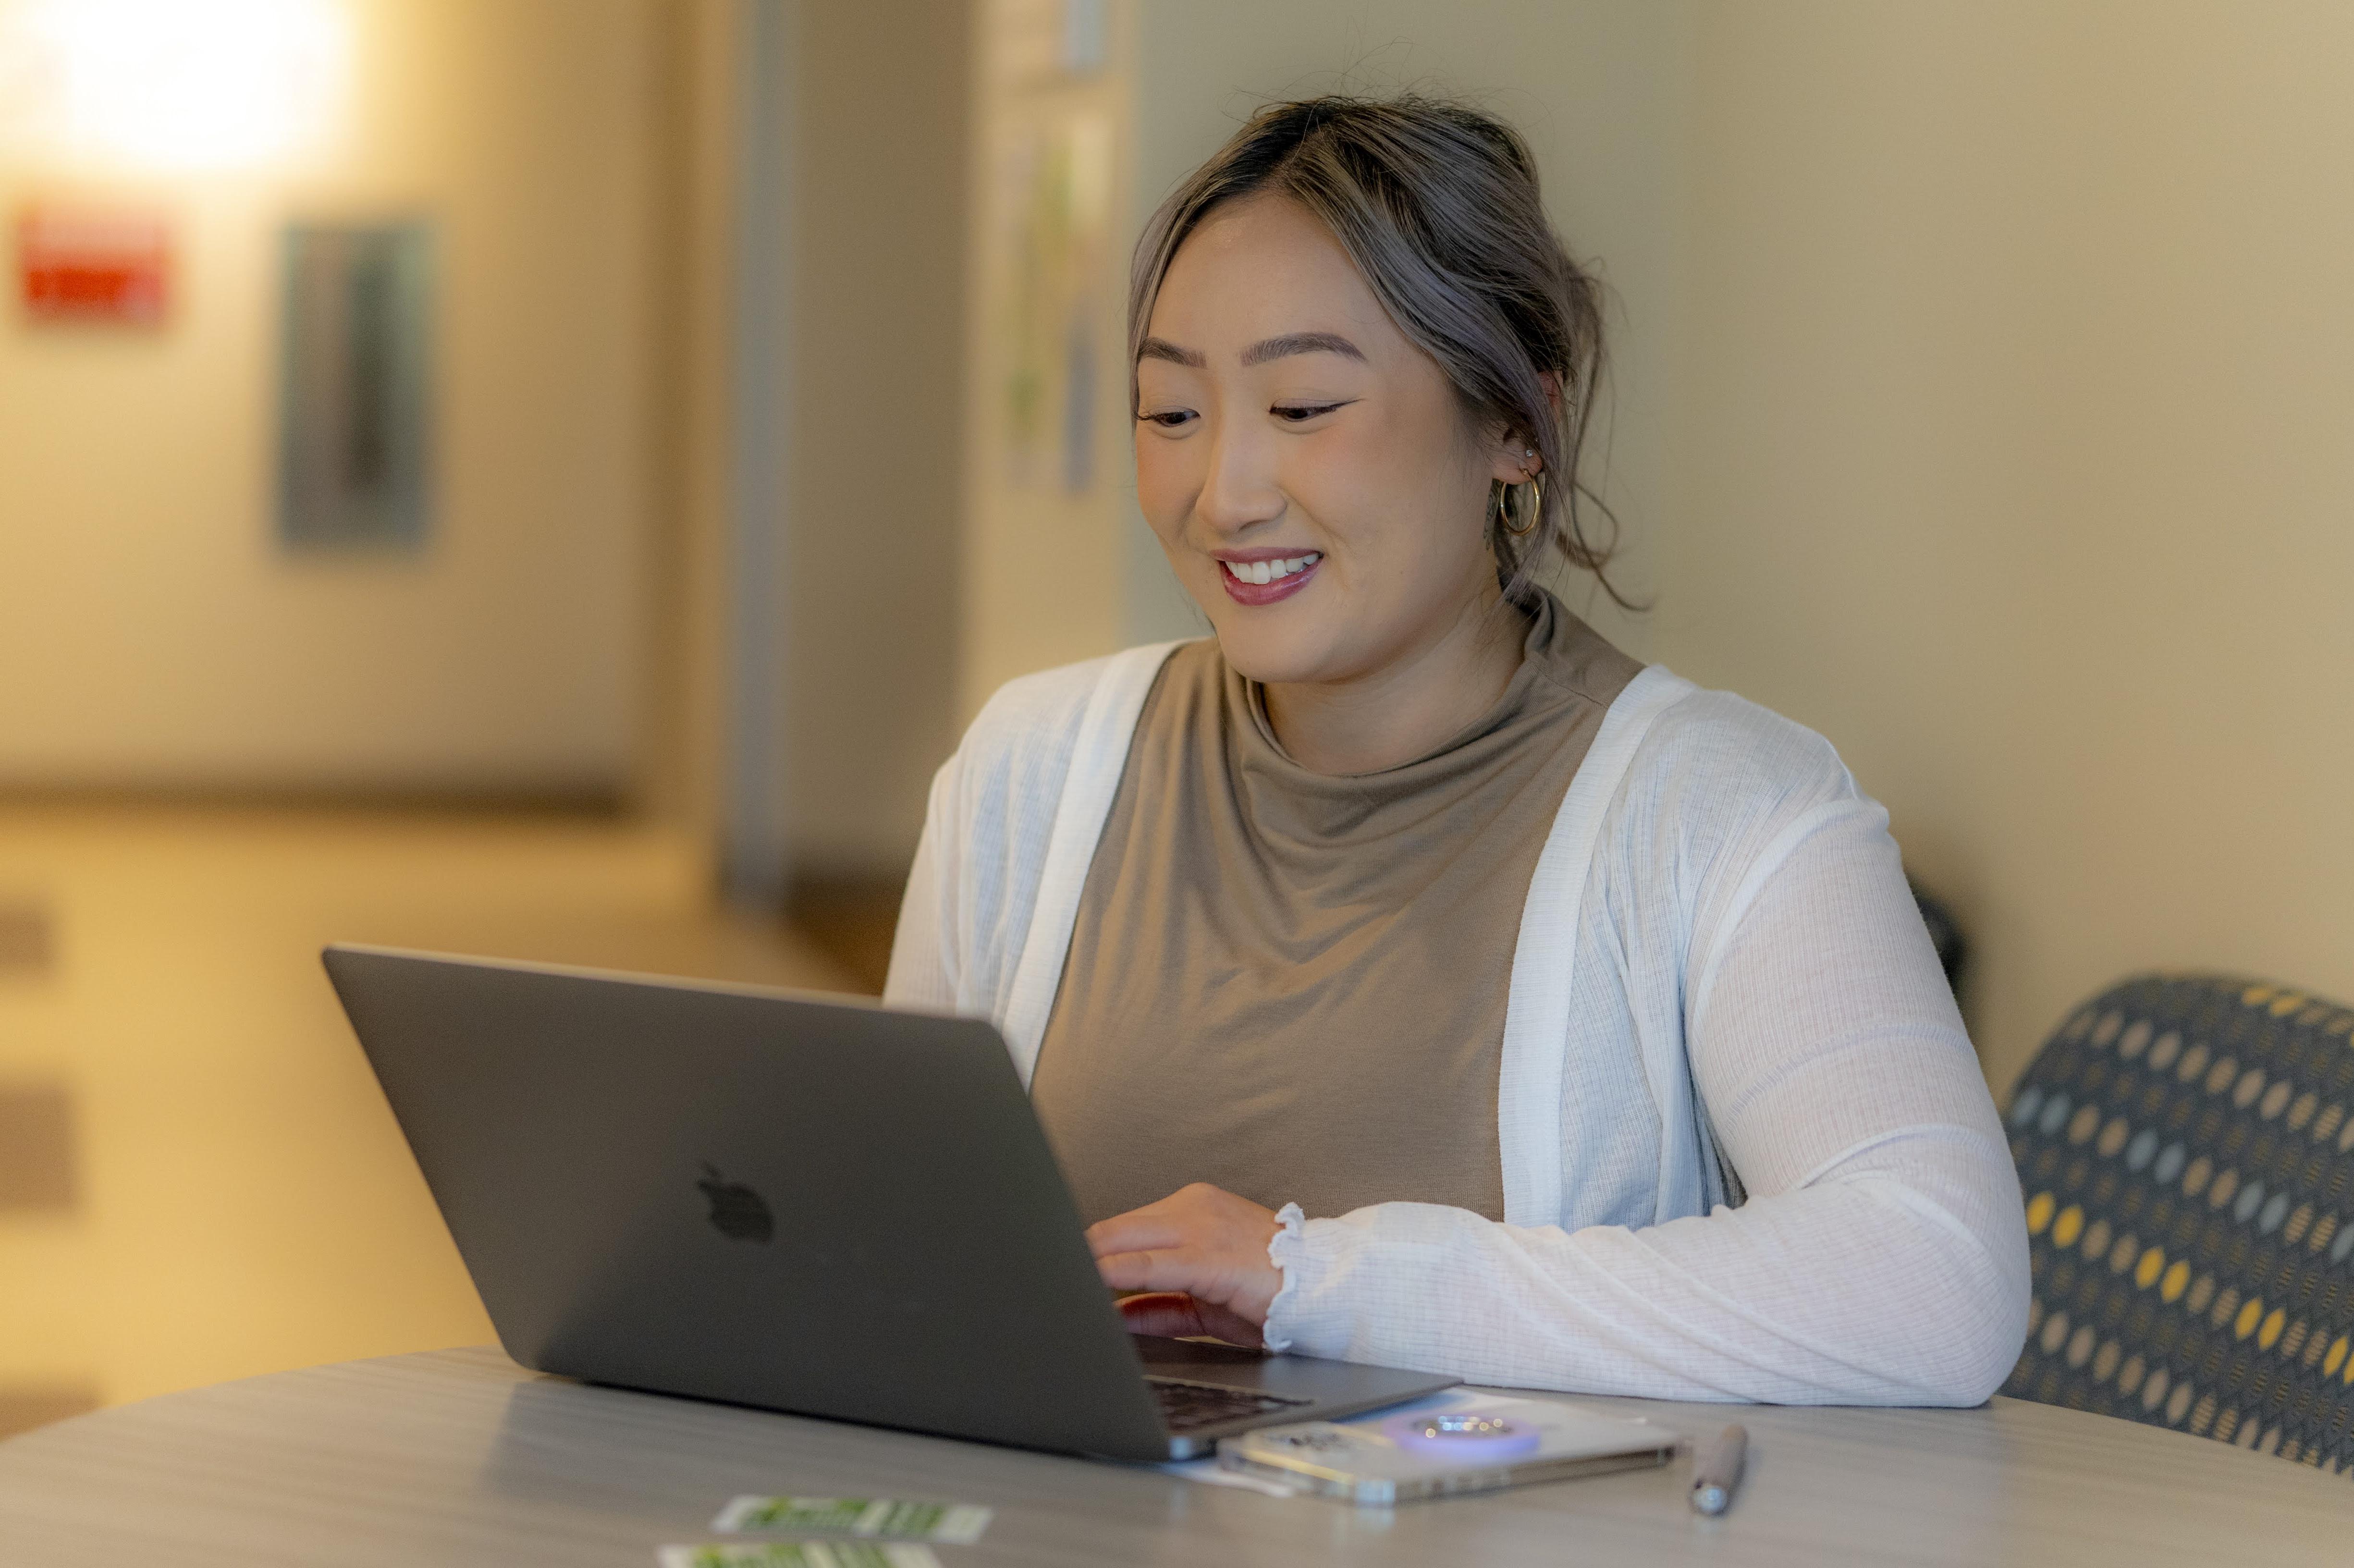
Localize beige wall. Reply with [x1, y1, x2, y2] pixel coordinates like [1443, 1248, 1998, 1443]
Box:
[0, 0, 660, 797]
[640, 0, 731, 842]
[786, 0, 968, 872]
[1663, 1, 2354, 1092]
[0, 0, 976, 875]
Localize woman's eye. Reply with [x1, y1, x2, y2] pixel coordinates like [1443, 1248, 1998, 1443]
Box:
[1139, 409, 1196, 429]
[1271, 401, 1347, 423]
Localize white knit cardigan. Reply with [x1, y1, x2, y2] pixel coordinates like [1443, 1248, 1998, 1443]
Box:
[885, 643, 2031, 1405]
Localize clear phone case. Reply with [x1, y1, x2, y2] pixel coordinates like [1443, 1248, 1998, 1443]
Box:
[1219, 1405, 1678, 1506]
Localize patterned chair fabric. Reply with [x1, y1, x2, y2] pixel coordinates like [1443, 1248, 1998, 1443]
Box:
[2002, 974, 2354, 1472]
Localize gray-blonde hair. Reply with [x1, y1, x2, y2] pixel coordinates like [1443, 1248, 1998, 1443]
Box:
[1129, 95, 1626, 605]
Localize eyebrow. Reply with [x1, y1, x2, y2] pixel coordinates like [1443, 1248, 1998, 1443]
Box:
[1137, 336, 1206, 368]
[1135, 331, 1367, 369]
[1241, 331, 1365, 367]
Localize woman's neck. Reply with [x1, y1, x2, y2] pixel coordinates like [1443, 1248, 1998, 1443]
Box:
[1260, 588, 1531, 775]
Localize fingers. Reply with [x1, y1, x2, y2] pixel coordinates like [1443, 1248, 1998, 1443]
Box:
[1085, 1212, 1186, 1261]
[1095, 1247, 1211, 1296]
[1087, 1183, 1287, 1327]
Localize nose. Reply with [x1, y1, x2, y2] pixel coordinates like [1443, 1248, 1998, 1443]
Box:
[1194, 419, 1286, 539]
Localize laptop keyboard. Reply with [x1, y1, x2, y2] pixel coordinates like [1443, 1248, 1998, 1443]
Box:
[1148, 1375, 1312, 1434]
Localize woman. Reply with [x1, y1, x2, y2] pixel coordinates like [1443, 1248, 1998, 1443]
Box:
[887, 96, 2028, 1404]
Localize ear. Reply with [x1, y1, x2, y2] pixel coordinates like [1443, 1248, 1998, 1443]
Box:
[1484, 373, 1562, 485]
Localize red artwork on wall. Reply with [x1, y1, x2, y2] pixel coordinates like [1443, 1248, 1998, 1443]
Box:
[17, 208, 172, 326]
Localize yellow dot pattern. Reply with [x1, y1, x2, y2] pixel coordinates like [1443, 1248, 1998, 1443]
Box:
[2234, 1299, 2263, 1341]
[2002, 975, 2354, 1480]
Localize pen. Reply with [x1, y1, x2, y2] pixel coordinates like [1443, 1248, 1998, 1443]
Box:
[1689, 1424, 1748, 1516]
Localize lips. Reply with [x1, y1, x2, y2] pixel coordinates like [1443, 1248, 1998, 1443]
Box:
[1215, 551, 1321, 607]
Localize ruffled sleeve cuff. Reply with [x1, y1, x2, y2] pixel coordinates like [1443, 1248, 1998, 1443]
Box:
[1260, 1202, 1308, 1354]
[1262, 1201, 1452, 1363]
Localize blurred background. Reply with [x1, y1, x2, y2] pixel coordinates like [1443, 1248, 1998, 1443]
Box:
[2, 0, 2351, 1434]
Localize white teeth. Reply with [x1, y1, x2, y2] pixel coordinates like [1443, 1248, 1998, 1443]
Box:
[1225, 553, 1320, 586]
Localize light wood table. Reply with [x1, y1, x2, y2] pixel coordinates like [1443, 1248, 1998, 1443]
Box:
[2, 1346, 2347, 1565]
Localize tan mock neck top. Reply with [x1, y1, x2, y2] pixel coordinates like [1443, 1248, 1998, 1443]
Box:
[1029, 591, 1643, 1226]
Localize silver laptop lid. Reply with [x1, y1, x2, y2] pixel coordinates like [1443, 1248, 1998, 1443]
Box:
[323, 943, 1177, 1459]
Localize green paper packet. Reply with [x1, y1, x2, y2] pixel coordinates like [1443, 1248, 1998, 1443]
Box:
[658, 1543, 941, 1568]
[711, 1495, 992, 1546]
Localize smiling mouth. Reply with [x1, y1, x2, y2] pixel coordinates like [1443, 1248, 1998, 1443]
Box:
[1216, 551, 1322, 605]
[1221, 552, 1320, 586]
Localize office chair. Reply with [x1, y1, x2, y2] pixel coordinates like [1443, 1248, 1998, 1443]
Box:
[2002, 974, 2354, 1473]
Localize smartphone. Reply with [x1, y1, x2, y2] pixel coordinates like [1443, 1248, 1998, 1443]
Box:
[1219, 1402, 1679, 1506]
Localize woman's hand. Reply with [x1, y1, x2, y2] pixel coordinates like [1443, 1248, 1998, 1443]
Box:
[1085, 1183, 1285, 1348]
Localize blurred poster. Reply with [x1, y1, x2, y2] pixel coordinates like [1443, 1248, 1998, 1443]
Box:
[998, 102, 1113, 496]
[963, 0, 1134, 712]
[16, 206, 171, 325]
[277, 221, 433, 552]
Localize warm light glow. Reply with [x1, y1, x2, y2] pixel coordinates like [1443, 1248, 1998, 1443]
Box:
[0, 0, 349, 169]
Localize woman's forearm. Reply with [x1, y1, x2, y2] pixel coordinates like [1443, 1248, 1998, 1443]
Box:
[1265, 1123, 2027, 1403]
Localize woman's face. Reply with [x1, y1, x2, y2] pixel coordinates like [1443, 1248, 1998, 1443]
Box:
[1134, 195, 1526, 687]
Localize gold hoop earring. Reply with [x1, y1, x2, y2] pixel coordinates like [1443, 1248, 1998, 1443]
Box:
[1500, 473, 1545, 538]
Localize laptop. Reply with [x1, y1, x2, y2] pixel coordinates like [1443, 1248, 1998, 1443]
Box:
[321, 943, 1458, 1461]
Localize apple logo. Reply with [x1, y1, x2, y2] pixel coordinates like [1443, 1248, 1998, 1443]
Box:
[697, 1164, 774, 1244]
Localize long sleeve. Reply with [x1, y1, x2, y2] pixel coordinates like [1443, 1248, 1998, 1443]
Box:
[883, 753, 962, 1014]
[1262, 764, 2032, 1404]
